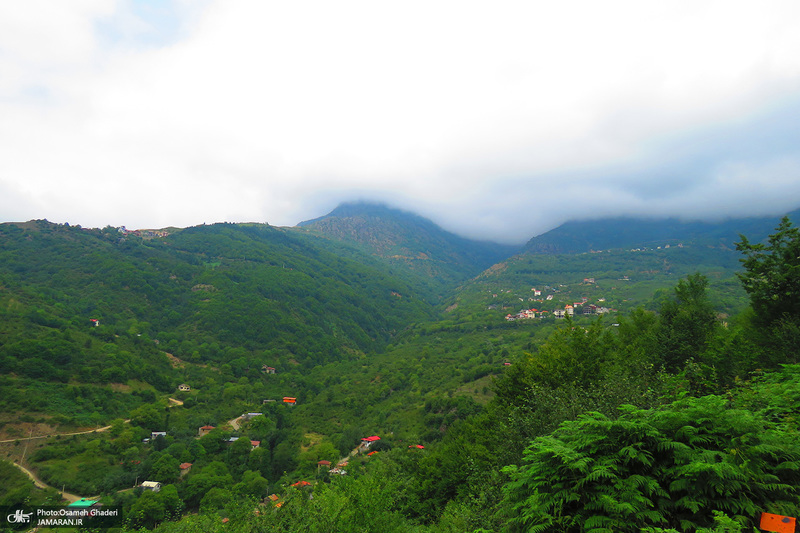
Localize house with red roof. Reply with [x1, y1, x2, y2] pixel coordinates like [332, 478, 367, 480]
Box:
[179, 463, 192, 477]
[359, 435, 381, 451]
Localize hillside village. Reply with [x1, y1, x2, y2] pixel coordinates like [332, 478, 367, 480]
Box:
[500, 280, 615, 321]
[505, 300, 615, 321]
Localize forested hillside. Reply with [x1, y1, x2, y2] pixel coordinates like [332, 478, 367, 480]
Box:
[0, 219, 434, 427]
[524, 209, 800, 255]
[298, 202, 519, 288]
[1, 211, 799, 532]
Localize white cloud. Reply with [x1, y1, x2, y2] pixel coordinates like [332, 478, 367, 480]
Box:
[1, 0, 800, 240]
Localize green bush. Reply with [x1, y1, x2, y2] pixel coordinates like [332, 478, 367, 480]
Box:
[503, 395, 800, 532]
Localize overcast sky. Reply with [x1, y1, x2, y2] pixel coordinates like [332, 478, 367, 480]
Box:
[2, 1, 800, 243]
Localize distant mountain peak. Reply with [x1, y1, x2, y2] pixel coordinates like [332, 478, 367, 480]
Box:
[299, 202, 430, 228]
[297, 202, 519, 284]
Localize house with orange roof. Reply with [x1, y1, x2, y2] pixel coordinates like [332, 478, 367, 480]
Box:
[198, 425, 215, 437]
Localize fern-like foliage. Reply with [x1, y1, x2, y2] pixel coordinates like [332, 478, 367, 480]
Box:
[502, 395, 800, 532]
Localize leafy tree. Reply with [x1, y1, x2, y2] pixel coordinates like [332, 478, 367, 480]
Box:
[159, 484, 184, 521]
[655, 273, 719, 371]
[246, 415, 277, 442]
[200, 487, 234, 513]
[130, 403, 164, 432]
[151, 453, 181, 484]
[737, 216, 800, 327]
[408, 414, 495, 522]
[182, 461, 234, 509]
[129, 489, 167, 529]
[199, 428, 230, 455]
[232, 470, 269, 498]
[247, 446, 271, 478]
[226, 437, 253, 476]
[737, 217, 800, 362]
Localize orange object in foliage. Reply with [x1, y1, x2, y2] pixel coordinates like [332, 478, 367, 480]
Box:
[760, 512, 796, 533]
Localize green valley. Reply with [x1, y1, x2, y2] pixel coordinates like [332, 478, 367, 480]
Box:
[1, 204, 799, 532]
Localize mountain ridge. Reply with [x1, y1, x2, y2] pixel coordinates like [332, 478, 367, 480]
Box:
[297, 202, 520, 287]
[523, 209, 800, 255]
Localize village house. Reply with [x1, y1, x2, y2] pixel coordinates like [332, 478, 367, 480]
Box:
[198, 425, 215, 437]
[359, 435, 381, 451]
[151, 431, 167, 439]
[140, 481, 161, 492]
[261, 365, 276, 374]
[67, 499, 100, 509]
[283, 397, 297, 405]
[179, 463, 192, 477]
[505, 308, 540, 321]
[241, 412, 263, 421]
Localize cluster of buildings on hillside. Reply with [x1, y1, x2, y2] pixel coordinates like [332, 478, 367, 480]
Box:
[506, 300, 615, 321]
[497, 282, 618, 321]
[138, 425, 417, 512]
[117, 226, 169, 238]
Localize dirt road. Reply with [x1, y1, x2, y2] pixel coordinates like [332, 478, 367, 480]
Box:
[0, 419, 130, 444]
[12, 462, 84, 503]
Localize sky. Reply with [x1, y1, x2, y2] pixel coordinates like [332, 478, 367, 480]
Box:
[2, 1, 800, 244]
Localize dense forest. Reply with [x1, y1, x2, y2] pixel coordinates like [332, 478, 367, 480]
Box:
[1, 209, 799, 532]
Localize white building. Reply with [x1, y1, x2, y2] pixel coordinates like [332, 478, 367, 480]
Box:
[141, 481, 161, 492]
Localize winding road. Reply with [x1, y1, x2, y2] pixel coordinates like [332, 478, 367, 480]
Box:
[2, 420, 131, 503]
[0, 419, 130, 444]
[11, 462, 84, 503]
